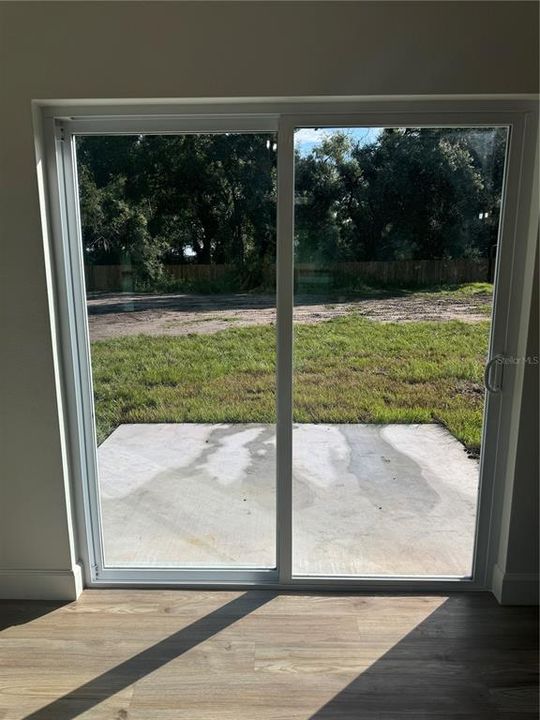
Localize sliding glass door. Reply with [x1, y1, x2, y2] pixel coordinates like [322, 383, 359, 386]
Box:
[291, 125, 509, 578]
[48, 104, 534, 587]
[68, 126, 279, 575]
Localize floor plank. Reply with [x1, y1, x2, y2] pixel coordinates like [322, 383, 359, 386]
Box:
[0, 591, 537, 719]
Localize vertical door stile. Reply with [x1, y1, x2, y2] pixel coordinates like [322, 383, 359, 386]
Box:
[276, 118, 295, 583]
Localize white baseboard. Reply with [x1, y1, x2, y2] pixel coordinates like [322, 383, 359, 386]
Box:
[0, 564, 83, 600]
[492, 563, 539, 605]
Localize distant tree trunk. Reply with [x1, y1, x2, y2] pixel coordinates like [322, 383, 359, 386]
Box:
[197, 201, 219, 263]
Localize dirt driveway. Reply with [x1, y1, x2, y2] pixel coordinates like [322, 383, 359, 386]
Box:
[87, 291, 492, 340]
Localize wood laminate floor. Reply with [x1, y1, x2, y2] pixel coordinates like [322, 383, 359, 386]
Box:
[0, 591, 537, 719]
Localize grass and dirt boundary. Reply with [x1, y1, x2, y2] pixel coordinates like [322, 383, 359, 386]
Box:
[90, 283, 492, 456]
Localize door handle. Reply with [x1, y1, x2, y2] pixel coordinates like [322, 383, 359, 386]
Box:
[484, 355, 504, 393]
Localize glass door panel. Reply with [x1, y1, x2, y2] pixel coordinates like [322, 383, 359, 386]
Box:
[291, 126, 509, 577]
[75, 132, 277, 568]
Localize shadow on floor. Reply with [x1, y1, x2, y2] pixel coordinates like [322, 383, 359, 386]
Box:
[21, 591, 275, 720]
[13, 592, 538, 720]
[308, 595, 539, 720]
[0, 600, 68, 632]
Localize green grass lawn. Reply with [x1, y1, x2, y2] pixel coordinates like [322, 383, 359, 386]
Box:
[91, 315, 490, 455]
[420, 281, 493, 297]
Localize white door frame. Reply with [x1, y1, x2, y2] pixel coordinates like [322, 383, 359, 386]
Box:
[39, 98, 538, 591]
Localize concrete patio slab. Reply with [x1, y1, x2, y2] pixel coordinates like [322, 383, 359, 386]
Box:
[97, 423, 479, 576]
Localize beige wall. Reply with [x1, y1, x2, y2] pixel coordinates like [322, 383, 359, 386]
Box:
[0, 1, 538, 599]
[505, 247, 539, 582]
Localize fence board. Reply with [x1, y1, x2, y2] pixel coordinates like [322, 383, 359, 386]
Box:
[84, 259, 490, 292]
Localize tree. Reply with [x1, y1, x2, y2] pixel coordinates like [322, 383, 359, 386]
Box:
[76, 126, 507, 289]
[77, 133, 277, 287]
[295, 127, 505, 264]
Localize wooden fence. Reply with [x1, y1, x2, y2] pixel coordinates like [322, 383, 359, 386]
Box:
[84, 259, 491, 292]
[296, 259, 491, 289]
[84, 263, 233, 292]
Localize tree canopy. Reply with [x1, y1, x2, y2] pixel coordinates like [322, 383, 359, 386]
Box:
[77, 127, 506, 286]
